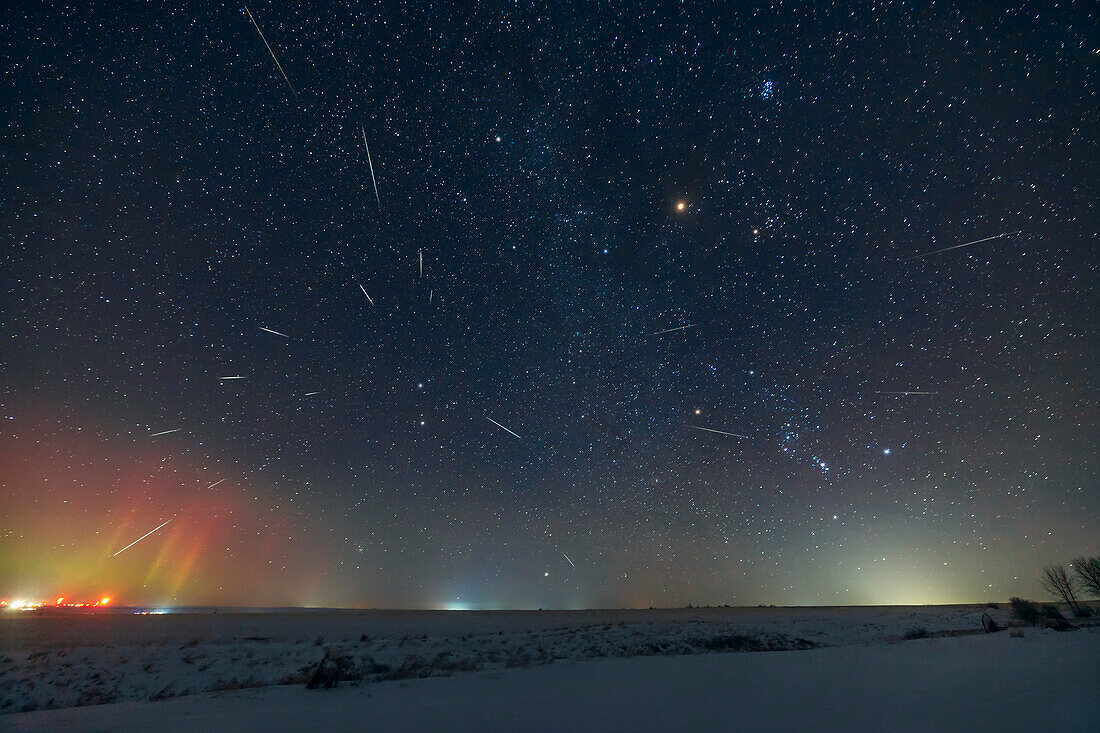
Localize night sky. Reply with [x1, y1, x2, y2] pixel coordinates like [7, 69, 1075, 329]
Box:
[1, 3, 1096, 609]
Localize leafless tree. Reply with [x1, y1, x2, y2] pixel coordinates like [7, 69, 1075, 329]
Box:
[1040, 564, 1080, 614]
[1071, 556, 1100, 599]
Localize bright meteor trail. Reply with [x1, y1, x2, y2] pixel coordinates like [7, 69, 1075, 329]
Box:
[902, 231, 1021, 261]
[686, 425, 749, 439]
[875, 390, 938, 396]
[111, 518, 173, 557]
[485, 416, 521, 439]
[362, 126, 381, 210]
[652, 324, 696, 335]
[243, 5, 296, 98]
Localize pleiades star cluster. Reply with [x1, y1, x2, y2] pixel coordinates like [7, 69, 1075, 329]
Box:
[1, 2, 1095, 608]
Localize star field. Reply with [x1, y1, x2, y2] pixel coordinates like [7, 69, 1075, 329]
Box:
[1, 2, 1096, 608]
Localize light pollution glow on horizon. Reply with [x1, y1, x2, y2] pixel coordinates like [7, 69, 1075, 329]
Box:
[0, 402, 1081, 610]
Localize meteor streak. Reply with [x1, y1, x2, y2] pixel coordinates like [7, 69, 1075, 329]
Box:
[562, 552, 575, 568]
[302, 390, 322, 396]
[903, 231, 1021, 261]
[875, 390, 938, 396]
[259, 326, 290, 338]
[205, 478, 227, 490]
[485, 416, 521, 439]
[218, 376, 246, 380]
[358, 283, 375, 305]
[243, 5, 296, 97]
[150, 428, 182, 437]
[686, 425, 749, 439]
[362, 126, 380, 209]
[652, 324, 695, 335]
[111, 519, 173, 557]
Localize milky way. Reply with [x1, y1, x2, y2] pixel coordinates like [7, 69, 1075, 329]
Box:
[1, 3, 1095, 608]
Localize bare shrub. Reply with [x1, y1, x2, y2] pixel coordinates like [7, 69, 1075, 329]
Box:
[1009, 597, 1041, 625]
[1039, 605, 1072, 631]
[306, 652, 356, 689]
[1040, 565, 1081, 615]
[1071, 557, 1100, 599]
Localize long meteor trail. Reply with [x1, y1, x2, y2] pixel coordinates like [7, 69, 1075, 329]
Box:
[259, 326, 290, 338]
[243, 5, 296, 97]
[903, 231, 1021, 261]
[686, 425, 749, 439]
[111, 519, 173, 557]
[875, 390, 938, 396]
[362, 126, 380, 209]
[358, 283, 375, 305]
[485, 416, 521, 439]
[150, 428, 182, 437]
[562, 552, 575, 568]
[652, 324, 695, 335]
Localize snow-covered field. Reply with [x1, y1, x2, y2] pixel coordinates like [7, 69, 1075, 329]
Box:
[3, 605, 1097, 731]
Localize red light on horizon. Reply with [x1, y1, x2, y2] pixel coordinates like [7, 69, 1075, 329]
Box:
[0, 596, 114, 610]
